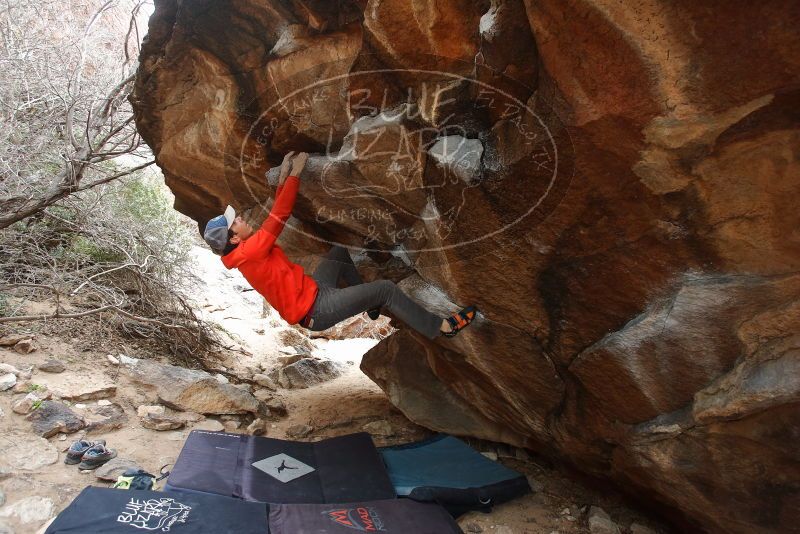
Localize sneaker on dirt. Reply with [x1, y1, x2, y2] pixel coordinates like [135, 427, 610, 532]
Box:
[64, 439, 106, 465]
[77, 443, 117, 470]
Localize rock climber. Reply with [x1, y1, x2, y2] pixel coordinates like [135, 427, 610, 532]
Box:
[202, 151, 477, 339]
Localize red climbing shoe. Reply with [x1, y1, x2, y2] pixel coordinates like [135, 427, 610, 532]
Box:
[443, 305, 478, 337]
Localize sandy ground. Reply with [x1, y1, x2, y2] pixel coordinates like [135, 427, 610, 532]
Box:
[0, 247, 672, 534]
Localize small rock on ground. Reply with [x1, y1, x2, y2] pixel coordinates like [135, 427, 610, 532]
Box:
[178, 412, 204, 423]
[37, 359, 66, 373]
[192, 419, 224, 432]
[54, 384, 116, 402]
[526, 475, 545, 493]
[137, 405, 165, 418]
[0, 334, 30, 346]
[140, 414, 185, 431]
[247, 418, 268, 435]
[222, 420, 240, 432]
[286, 424, 313, 439]
[253, 389, 274, 402]
[0, 364, 21, 376]
[277, 354, 304, 367]
[12, 391, 51, 415]
[0, 374, 16, 392]
[262, 397, 287, 418]
[95, 458, 144, 481]
[10, 382, 29, 394]
[253, 374, 277, 390]
[362, 419, 393, 436]
[119, 355, 139, 366]
[84, 403, 127, 434]
[630, 523, 659, 534]
[234, 383, 253, 394]
[272, 357, 342, 389]
[214, 373, 229, 384]
[12, 339, 36, 354]
[588, 506, 621, 534]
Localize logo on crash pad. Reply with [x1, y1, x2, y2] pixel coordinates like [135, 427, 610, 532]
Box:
[324, 506, 386, 531]
[116, 497, 191, 531]
[252, 453, 315, 483]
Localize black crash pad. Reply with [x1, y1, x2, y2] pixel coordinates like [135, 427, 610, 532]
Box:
[44, 486, 268, 533]
[165, 430, 396, 503]
[269, 498, 464, 533]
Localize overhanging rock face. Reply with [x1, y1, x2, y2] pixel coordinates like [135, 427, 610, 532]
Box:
[131, 1, 800, 532]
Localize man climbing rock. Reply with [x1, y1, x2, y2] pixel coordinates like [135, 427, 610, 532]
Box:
[202, 151, 477, 339]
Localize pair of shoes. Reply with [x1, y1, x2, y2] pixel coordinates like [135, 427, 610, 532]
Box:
[442, 305, 478, 338]
[64, 439, 105, 465]
[367, 307, 381, 320]
[64, 439, 117, 470]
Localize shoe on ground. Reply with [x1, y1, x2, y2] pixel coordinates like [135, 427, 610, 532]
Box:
[64, 439, 106, 465]
[78, 443, 117, 470]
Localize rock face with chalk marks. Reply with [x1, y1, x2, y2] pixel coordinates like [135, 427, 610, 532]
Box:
[131, 1, 800, 532]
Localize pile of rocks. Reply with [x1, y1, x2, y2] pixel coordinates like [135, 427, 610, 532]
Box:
[0, 335, 37, 355]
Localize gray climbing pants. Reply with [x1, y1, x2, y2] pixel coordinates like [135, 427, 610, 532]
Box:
[300, 245, 443, 340]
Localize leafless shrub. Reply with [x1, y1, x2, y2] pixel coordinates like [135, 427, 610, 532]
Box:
[0, 174, 224, 365]
[0, 0, 153, 229]
[0, 0, 231, 366]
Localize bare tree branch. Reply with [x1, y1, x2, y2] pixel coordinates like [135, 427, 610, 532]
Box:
[0, 305, 190, 330]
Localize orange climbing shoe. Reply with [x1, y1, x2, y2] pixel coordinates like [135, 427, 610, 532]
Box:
[443, 305, 478, 337]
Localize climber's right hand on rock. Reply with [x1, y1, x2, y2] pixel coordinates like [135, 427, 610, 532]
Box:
[277, 150, 295, 186]
[290, 152, 309, 178]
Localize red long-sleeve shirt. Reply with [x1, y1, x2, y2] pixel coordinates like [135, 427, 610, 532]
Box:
[221, 176, 318, 324]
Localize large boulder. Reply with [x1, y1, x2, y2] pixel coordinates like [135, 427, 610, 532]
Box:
[131, 1, 800, 532]
[123, 358, 263, 415]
